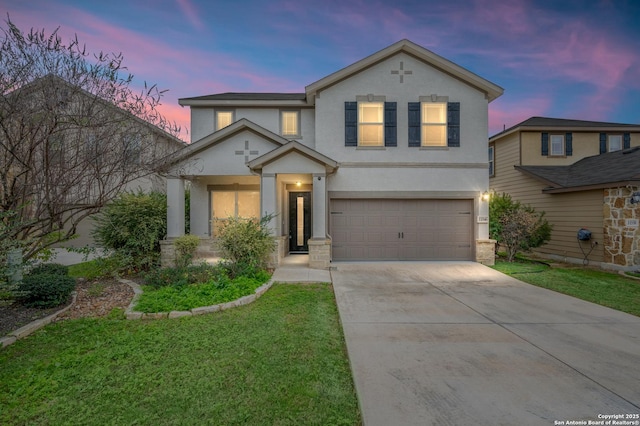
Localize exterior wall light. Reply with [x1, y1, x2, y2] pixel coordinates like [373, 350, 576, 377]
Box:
[630, 191, 640, 204]
[481, 191, 490, 201]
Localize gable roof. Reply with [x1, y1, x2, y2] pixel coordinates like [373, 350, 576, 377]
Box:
[248, 140, 338, 174]
[490, 116, 640, 141]
[178, 39, 503, 107]
[163, 118, 288, 168]
[515, 146, 640, 193]
[305, 39, 503, 103]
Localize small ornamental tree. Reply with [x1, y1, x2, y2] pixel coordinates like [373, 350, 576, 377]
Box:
[92, 191, 167, 272]
[489, 193, 552, 262]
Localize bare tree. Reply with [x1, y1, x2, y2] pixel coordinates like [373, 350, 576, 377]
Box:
[0, 17, 184, 261]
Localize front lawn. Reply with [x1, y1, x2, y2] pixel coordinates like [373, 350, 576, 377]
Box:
[0, 284, 361, 425]
[492, 260, 640, 317]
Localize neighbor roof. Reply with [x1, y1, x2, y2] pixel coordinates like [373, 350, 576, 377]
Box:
[515, 146, 640, 193]
[490, 116, 640, 141]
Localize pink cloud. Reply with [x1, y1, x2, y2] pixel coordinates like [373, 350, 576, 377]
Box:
[489, 96, 552, 135]
[175, 0, 205, 32]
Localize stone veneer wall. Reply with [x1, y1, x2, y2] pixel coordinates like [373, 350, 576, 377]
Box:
[475, 239, 496, 266]
[603, 187, 640, 269]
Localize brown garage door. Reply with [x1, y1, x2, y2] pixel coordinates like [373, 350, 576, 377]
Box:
[330, 199, 473, 261]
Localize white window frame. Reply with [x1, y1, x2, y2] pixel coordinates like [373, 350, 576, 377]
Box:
[358, 101, 384, 146]
[421, 102, 447, 146]
[608, 134, 623, 152]
[280, 110, 300, 138]
[209, 185, 260, 236]
[550, 134, 565, 156]
[488, 145, 495, 177]
[216, 111, 234, 131]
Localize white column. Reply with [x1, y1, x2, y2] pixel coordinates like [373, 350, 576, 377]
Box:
[189, 179, 210, 237]
[478, 193, 490, 240]
[166, 177, 185, 238]
[261, 173, 277, 234]
[312, 173, 327, 238]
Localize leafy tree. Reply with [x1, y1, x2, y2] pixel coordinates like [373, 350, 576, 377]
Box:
[489, 193, 552, 262]
[92, 191, 167, 272]
[0, 17, 182, 262]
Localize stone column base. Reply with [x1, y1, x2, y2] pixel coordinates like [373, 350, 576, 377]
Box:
[476, 239, 496, 266]
[268, 236, 287, 269]
[160, 240, 176, 268]
[308, 238, 331, 269]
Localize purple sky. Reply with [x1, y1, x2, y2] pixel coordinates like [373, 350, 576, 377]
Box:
[4, 0, 640, 141]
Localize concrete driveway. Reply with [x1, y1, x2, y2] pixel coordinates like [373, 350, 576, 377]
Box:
[331, 262, 640, 426]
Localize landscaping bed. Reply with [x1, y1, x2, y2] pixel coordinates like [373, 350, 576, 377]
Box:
[0, 278, 134, 337]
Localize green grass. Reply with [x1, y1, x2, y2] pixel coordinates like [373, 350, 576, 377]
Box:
[68, 259, 107, 280]
[134, 275, 269, 313]
[492, 260, 640, 316]
[0, 284, 361, 425]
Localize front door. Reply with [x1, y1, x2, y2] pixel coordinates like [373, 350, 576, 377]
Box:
[289, 191, 311, 253]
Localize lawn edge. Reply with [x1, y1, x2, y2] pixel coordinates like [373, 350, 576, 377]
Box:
[120, 278, 274, 320]
[1, 292, 78, 349]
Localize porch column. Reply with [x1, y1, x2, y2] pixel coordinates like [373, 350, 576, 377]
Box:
[190, 179, 210, 237]
[312, 173, 327, 238]
[261, 173, 277, 233]
[166, 177, 185, 238]
[309, 173, 331, 269]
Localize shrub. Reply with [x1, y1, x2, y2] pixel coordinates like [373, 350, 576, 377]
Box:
[144, 263, 226, 289]
[92, 191, 167, 272]
[28, 263, 69, 277]
[489, 193, 552, 262]
[216, 215, 276, 277]
[17, 273, 76, 308]
[174, 235, 200, 268]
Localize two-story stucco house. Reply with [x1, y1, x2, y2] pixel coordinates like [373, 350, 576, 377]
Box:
[163, 39, 503, 268]
[489, 117, 640, 270]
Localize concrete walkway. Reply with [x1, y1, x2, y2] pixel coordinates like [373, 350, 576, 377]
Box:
[271, 254, 332, 283]
[331, 261, 640, 426]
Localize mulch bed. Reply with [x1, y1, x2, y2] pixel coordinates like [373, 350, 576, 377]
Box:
[0, 278, 135, 337]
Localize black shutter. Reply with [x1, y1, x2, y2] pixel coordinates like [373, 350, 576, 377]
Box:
[384, 102, 397, 147]
[599, 133, 607, 154]
[408, 102, 421, 147]
[447, 102, 460, 147]
[624, 133, 631, 149]
[345, 102, 357, 146]
[565, 133, 572, 156]
[541, 133, 549, 156]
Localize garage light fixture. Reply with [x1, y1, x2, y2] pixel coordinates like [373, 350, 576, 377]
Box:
[481, 191, 490, 201]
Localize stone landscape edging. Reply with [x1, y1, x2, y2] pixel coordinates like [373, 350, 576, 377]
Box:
[119, 278, 274, 320]
[1, 278, 275, 349]
[1, 292, 78, 349]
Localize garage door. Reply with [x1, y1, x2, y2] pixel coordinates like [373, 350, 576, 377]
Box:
[330, 199, 473, 261]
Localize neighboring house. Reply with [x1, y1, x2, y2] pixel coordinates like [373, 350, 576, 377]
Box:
[489, 117, 640, 270]
[1, 74, 185, 250]
[164, 39, 503, 268]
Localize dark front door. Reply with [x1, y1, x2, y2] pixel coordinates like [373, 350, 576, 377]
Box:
[289, 192, 311, 253]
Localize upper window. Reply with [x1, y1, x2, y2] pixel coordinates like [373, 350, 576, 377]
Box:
[281, 111, 300, 137]
[216, 111, 234, 131]
[608, 135, 622, 152]
[488, 145, 495, 177]
[550, 134, 565, 156]
[421, 103, 447, 146]
[358, 102, 384, 146]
